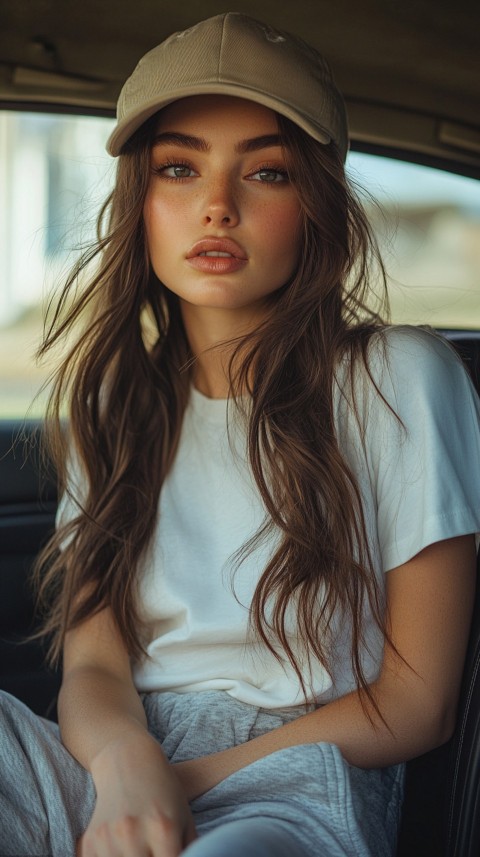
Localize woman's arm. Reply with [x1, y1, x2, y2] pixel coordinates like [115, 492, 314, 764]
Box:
[175, 534, 477, 799]
[59, 606, 196, 856]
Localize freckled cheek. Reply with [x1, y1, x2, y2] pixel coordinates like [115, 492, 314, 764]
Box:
[143, 204, 170, 281]
[144, 193, 190, 237]
[143, 196, 156, 252]
[269, 206, 302, 264]
[143, 195, 176, 261]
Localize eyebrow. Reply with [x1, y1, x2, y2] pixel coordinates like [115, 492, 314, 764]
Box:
[152, 132, 285, 154]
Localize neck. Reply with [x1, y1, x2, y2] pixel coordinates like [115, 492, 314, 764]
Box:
[180, 301, 264, 399]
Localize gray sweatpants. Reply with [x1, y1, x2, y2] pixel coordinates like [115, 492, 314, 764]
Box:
[0, 689, 404, 857]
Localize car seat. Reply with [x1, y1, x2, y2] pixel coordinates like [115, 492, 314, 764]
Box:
[397, 550, 480, 856]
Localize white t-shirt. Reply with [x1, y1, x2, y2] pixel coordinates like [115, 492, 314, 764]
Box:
[130, 327, 480, 706]
[58, 327, 480, 708]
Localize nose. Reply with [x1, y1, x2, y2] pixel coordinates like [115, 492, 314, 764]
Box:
[202, 176, 240, 228]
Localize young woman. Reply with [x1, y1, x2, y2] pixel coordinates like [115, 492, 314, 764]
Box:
[1, 12, 480, 857]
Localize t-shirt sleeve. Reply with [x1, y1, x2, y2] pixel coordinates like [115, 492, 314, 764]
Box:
[359, 327, 480, 571]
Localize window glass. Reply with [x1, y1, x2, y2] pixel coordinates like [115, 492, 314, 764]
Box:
[1, 111, 479, 419]
[0, 111, 114, 419]
[347, 152, 480, 328]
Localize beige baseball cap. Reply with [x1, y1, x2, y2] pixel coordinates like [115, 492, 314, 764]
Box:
[106, 13, 349, 161]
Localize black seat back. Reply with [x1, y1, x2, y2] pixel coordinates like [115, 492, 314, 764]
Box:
[398, 552, 480, 856]
[0, 422, 60, 717]
[444, 555, 480, 856]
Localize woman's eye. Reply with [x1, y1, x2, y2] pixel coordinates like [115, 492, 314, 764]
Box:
[158, 163, 196, 179]
[251, 168, 288, 183]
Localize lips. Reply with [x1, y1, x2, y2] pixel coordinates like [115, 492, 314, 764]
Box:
[186, 238, 248, 274]
[186, 238, 247, 261]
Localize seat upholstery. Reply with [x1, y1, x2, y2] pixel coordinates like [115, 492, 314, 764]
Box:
[397, 552, 480, 856]
[444, 557, 480, 856]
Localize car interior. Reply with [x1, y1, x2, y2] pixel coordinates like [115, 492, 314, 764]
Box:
[1, 1, 479, 855]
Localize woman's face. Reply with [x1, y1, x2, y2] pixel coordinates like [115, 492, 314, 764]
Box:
[143, 95, 302, 324]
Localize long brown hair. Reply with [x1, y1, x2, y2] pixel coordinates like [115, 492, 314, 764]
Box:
[34, 110, 393, 718]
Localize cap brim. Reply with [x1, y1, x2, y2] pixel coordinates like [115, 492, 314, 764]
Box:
[106, 83, 332, 156]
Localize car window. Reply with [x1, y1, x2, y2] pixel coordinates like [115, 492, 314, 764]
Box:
[0, 111, 114, 420]
[1, 109, 479, 420]
[347, 152, 480, 329]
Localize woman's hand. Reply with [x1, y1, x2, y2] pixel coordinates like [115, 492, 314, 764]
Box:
[59, 609, 197, 855]
[77, 732, 197, 857]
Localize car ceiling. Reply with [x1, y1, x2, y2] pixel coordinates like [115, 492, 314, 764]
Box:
[1, 0, 479, 173]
